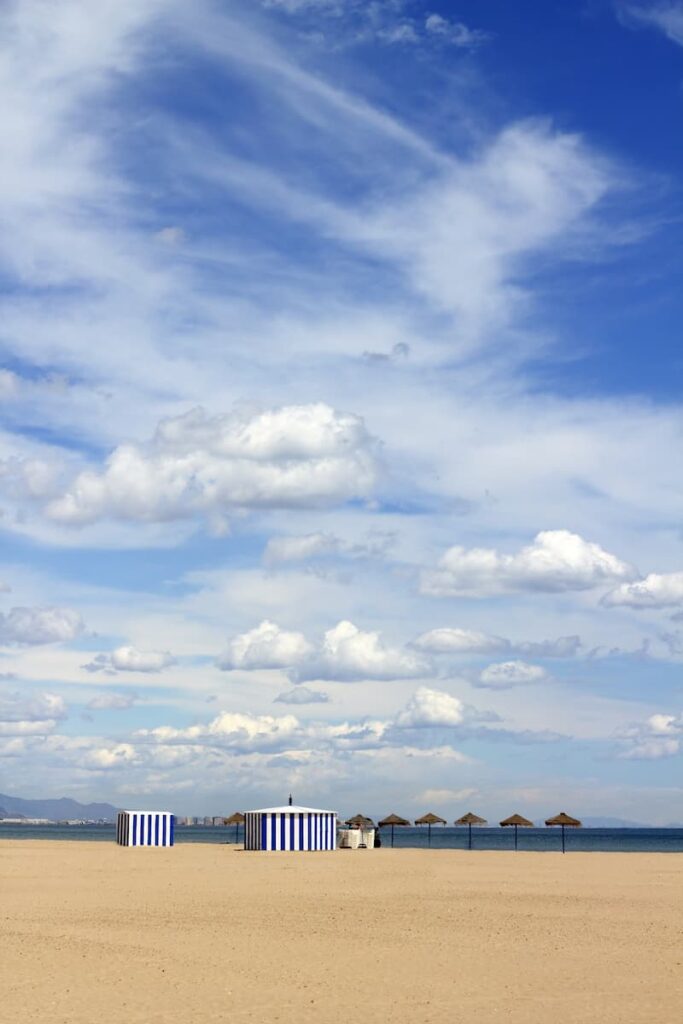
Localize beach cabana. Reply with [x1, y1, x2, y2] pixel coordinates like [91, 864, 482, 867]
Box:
[545, 811, 581, 853]
[345, 814, 375, 828]
[244, 804, 337, 851]
[378, 813, 410, 848]
[414, 812, 446, 846]
[500, 813, 533, 851]
[224, 811, 245, 844]
[116, 810, 174, 847]
[455, 811, 487, 850]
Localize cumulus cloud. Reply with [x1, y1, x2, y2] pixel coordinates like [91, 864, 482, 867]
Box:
[84, 742, 139, 769]
[603, 572, 683, 609]
[413, 627, 509, 654]
[263, 530, 393, 565]
[86, 692, 137, 710]
[138, 710, 302, 752]
[477, 661, 547, 689]
[421, 530, 634, 597]
[0, 456, 64, 501]
[618, 711, 683, 760]
[295, 620, 432, 682]
[83, 646, 175, 674]
[0, 691, 67, 735]
[395, 686, 467, 727]
[45, 404, 378, 528]
[407, 627, 583, 659]
[273, 686, 329, 705]
[418, 787, 478, 803]
[424, 13, 488, 48]
[220, 618, 430, 682]
[218, 620, 313, 671]
[620, 3, 683, 46]
[0, 370, 20, 398]
[0, 606, 85, 645]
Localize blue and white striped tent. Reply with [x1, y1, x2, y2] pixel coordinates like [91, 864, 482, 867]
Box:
[245, 805, 337, 851]
[116, 810, 174, 847]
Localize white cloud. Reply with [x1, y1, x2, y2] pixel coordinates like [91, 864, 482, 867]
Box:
[421, 530, 634, 597]
[264, 532, 341, 563]
[621, 3, 683, 46]
[45, 404, 378, 528]
[83, 646, 175, 673]
[86, 692, 137, 710]
[218, 620, 313, 670]
[414, 627, 579, 659]
[0, 690, 66, 735]
[417, 787, 478, 804]
[263, 530, 393, 565]
[413, 627, 509, 654]
[603, 572, 683, 609]
[0, 606, 85, 645]
[395, 686, 467, 727]
[424, 13, 488, 48]
[477, 660, 547, 689]
[139, 710, 302, 752]
[84, 742, 139, 769]
[0, 370, 20, 398]
[295, 620, 431, 682]
[274, 686, 329, 704]
[618, 711, 683, 760]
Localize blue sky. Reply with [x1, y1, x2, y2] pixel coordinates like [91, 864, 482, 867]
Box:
[1, 0, 683, 822]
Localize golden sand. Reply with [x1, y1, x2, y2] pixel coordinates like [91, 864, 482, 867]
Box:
[1, 841, 682, 1023]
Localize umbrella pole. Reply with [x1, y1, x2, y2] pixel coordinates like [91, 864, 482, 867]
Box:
[562, 824, 565, 855]
[468, 822, 472, 850]
[428, 823, 431, 846]
[391, 824, 395, 848]
[514, 824, 518, 851]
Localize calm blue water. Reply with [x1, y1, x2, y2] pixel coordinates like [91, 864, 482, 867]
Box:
[1, 824, 682, 852]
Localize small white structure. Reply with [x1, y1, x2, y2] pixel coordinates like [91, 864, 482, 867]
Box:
[338, 828, 375, 849]
[116, 810, 174, 847]
[244, 804, 336, 851]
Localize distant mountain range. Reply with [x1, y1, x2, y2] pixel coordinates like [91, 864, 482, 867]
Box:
[0, 793, 118, 821]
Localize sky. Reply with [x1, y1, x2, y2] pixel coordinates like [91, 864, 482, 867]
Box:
[1, 0, 683, 824]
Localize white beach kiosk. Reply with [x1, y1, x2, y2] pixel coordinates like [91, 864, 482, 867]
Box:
[244, 800, 337, 852]
[116, 810, 174, 847]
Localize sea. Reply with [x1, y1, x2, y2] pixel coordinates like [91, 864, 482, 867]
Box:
[1, 823, 683, 852]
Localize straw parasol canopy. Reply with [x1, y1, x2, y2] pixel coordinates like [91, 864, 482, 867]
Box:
[378, 813, 410, 848]
[414, 812, 446, 846]
[500, 813, 533, 851]
[454, 811, 487, 850]
[345, 814, 375, 828]
[224, 811, 245, 844]
[545, 811, 581, 853]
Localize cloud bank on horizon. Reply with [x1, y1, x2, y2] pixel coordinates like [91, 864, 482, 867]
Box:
[1, 0, 683, 822]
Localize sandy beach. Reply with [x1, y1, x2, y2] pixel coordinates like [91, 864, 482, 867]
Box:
[1, 841, 682, 1023]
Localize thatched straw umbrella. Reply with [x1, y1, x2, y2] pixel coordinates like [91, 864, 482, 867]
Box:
[414, 812, 446, 846]
[224, 811, 245, 844]
[378, 813, 410, 848]
[345, 814, 375, 828]
[500, 813, 533, 851]
[454, 811, 487, 850]
[545, 811, 581, 854]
